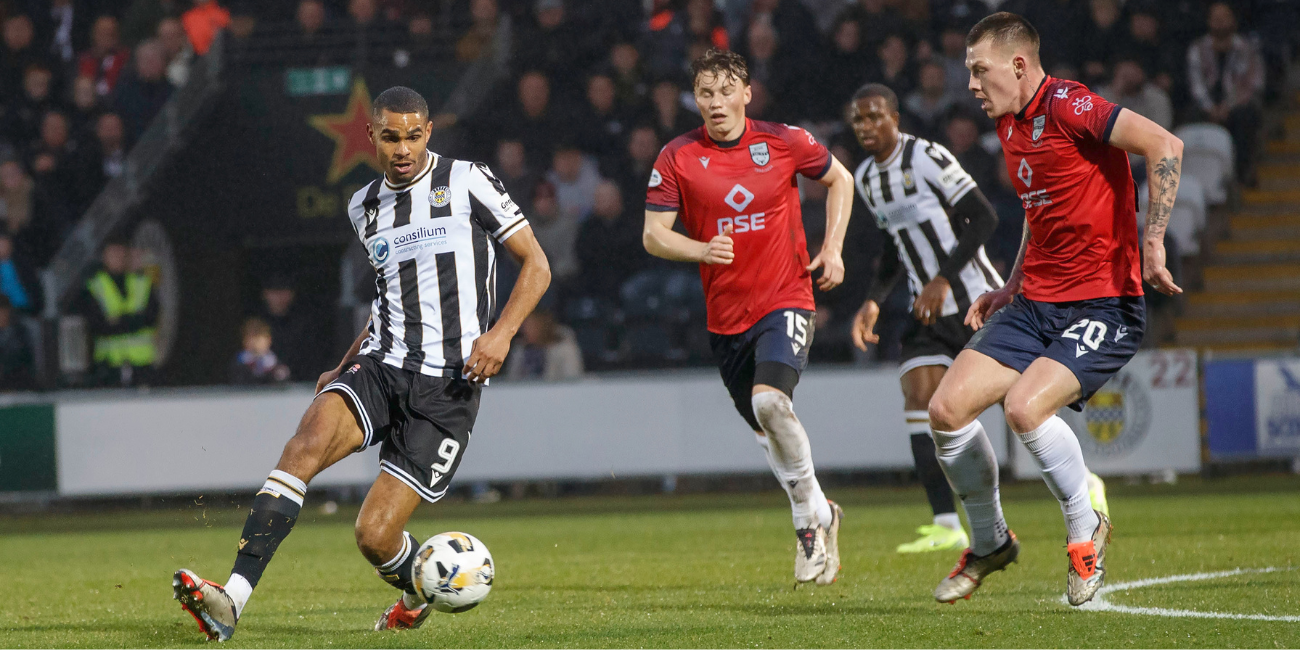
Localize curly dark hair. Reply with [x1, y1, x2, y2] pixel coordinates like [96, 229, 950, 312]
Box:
[689, 48, 749, 88]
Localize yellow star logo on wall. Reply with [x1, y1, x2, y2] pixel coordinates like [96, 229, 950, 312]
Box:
[308, 79, 383, 184]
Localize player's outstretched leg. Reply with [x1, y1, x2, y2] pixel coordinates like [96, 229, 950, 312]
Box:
[1005, 358, 1108, 605]
[751, 388, 837, 584]
[173, 393, 363, 641]
[357, 472, 430, 631]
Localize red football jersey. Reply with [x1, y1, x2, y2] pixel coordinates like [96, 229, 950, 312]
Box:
[647, 118, 831, 334]
[998, 76, 1144, 302]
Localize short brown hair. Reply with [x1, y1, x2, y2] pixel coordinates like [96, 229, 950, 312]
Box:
[966, 12, 1040, 63]
[689, 48, 749, 88]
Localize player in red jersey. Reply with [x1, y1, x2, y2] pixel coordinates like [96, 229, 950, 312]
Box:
[925, 13, 1184, 606]
[643, 49, 855, 585]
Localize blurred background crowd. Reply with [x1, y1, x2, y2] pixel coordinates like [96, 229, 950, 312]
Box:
[0, 0, 1295, 389]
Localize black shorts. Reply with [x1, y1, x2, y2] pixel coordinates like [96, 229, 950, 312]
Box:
[967, 294, 1146, 411]
[709, 308, 814, 431]
[322, 354, 481, 503]
[899, 314, 975, 377]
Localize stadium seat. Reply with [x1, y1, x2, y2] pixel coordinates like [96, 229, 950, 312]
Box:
[1175, 123, 1235, 206]
[1138, 176, 1207, 256]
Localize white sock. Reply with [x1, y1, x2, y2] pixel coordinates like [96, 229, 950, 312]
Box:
[1018, 415, 1099, 544]
[904, 410, 931, 437]
[934, 512, 963, 532]
[752, 392, 832, 530]
[225, 573, 253, 617]
[932, 420, 1008, 555]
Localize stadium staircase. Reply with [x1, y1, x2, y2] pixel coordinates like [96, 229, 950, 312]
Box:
[1175, 97, 1300, 354]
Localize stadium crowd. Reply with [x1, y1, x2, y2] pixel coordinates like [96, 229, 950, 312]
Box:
[0, 0, 1293, 387]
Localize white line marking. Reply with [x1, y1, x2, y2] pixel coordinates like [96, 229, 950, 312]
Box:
[1062, 567, 1300, 622]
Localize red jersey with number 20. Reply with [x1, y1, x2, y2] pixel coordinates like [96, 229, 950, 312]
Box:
[646, 119, 832, 334]
[998, 76, 1143, 302]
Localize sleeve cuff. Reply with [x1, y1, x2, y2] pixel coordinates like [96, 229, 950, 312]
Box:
[645, 202, 678, 212]
[808, 152, 833, 180]
[1102, 106, 1123, 144]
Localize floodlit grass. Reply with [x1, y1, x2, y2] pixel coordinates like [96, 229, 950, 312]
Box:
[1, 475, 1297, 648]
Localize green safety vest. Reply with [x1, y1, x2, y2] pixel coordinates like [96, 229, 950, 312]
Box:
[86, 271, 156, 367]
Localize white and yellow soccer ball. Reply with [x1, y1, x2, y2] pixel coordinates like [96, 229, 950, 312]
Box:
[412, 532, 494, 613]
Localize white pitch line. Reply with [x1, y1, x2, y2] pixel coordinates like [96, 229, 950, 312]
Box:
[1062, 566, 1300, 622]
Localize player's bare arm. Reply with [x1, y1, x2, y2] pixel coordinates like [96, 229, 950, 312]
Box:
[808, 157, 852, 291]
[966, 220, 1027, 330]
[642, 209, 734, 265]
[465, 226, 550, 383]
[1108, 108, 1184, 296]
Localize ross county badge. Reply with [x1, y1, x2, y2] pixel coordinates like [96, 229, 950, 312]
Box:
[749, 142, 770, 166]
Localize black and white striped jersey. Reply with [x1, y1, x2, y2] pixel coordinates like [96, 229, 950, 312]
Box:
[853, 134, 1003, 316]
[347, 151, 528, 377]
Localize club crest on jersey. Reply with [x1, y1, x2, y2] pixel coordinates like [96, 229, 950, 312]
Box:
[429, 186, 450, 207]
[902, 169, 916, 190]
[368, 237, 390, 264]
[749, 142, 769, 166]
[1032, 115, 1046, 141]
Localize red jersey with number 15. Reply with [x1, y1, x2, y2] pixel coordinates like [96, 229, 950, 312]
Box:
[646, 118, 831, 334]
[998, 76, 1144, 302]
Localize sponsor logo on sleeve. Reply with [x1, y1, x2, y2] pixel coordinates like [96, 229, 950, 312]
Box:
[938, 168, 965, 189]
[648, 168, 663, 188]
[1072, 96, 1094, 115]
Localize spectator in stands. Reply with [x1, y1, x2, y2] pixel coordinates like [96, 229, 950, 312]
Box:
[1023, 0, 1086, 73]
[31, 111, 98, 215]
[0, 231, 38, 314]
[1187, 2, 1265, 185]
[743, 16, 804, 121]
[650, 78, 697, 146]
[257, 276, 314, 381]
[1, 15, 43, 100]
[527, 180, 579, 284]
[644, 0, 689, 78]
[113, 39, 174, 143]
[847, 0, 910, 55]
[576, 180, 641, 303]
[609, 124, 659, 204]
[78, 15, 131, 98]
[92, 112, 128, 182]
[494, 139, 538, 212]
[0, 294, 35, 391]
[69, 75, 104, 141]
[491, 70, 561, 169]
[1100, 59, 1173, 131]
[547, 144, 601, 223]
[871, 34, 914, 98]
[181, 0, 230, 56]
[0, 160, 34, 249]
[608, 41, 648, 114]
[936, 26, 977, 103]
[574, 72, 631, 164]
[905, 61, 958, 142]
[229, 317, 291, 384]
[515, 0, 591, 96]
[3, 65, 57, 149]
[122, 0, 183, 47]
[504, 309, 583, 381]
[2, 156, 69, 269]
[456, 0, 501, 63]
[816, 16, 871, 121]
[79, 238, 159, 387]
[157, 17, 192, 87]
[1118, 4, 1178, 95]
[1079, 0, 1124, 86]
[943, 111, 1000, 197]
[38, 0, 92, 66]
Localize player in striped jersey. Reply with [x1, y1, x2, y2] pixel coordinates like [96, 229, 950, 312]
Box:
[172, 87, 551, 640]
[845, 84, 1003, 554]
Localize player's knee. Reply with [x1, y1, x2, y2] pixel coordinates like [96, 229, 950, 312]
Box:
[354, 519, 397, 565]
[1003, 393, 1047, 436]
[927, 392, 964, 433]
[751, 391, 793, 431]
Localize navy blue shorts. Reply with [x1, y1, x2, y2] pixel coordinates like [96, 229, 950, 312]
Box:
[710, 308, 814, 431]
[966, 295, 1145, 411]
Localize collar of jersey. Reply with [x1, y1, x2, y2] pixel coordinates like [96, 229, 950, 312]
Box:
[383, 151, 437, 190]
[706, 119, 748, 148]
[1014, 75, 1051, 121]
[876, 135, 907, 167]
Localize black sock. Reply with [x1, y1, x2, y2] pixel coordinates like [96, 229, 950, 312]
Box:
[231, 471, 305, 588]
[374, 531, 422, 594]
[911, 432, 958, 517]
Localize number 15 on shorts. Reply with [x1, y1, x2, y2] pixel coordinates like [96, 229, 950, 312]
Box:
[785, 311, 809, 353]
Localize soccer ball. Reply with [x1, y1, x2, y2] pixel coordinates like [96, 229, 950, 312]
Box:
[412, 532, 494, 613]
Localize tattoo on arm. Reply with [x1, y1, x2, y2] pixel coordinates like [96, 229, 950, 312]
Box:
[1145, 155, 1181, 241]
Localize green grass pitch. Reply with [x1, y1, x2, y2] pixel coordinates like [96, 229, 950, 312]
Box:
[1, 475, 1297, 648]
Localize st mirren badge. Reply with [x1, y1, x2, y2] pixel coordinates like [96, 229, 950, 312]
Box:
[1032, 115, 1046, 141]
[429, 186, 450, 207]
[749, 142, 770, 166]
